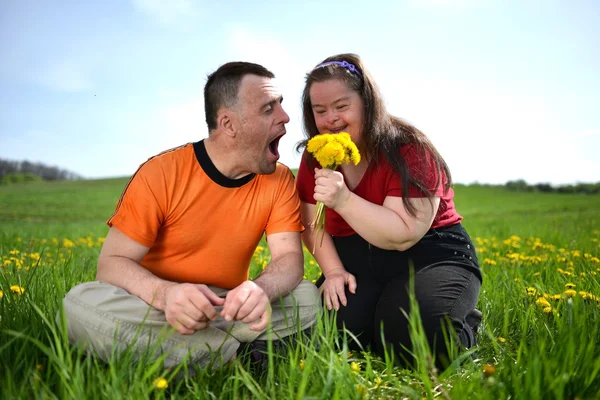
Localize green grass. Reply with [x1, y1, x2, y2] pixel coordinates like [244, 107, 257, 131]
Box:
[1, 178, 599, 399]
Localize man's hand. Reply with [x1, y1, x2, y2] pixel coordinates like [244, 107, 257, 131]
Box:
[221, 281, 271, 331]
[163, 283, 225, 335]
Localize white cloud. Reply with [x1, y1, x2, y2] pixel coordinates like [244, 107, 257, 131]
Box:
[132, 0, 200, 24]
[161, 95, 207, 143]
[580, 129, 600, 137]
[32, 60, 94, 92]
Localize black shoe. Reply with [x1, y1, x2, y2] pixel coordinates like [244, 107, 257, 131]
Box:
[465, 309, 483, 335]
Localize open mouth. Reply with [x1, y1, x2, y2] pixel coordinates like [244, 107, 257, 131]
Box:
[268, 135, 282, 158]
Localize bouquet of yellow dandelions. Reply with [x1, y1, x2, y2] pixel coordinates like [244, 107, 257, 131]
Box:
[306, 132, 361, 252]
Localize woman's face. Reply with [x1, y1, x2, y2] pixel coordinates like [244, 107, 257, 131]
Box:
[309, 79, 364, 147]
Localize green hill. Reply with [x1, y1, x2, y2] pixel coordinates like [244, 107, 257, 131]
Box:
[1, 177, 597, 244]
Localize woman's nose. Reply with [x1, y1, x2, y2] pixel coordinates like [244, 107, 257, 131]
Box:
[326, 110, 339, 124]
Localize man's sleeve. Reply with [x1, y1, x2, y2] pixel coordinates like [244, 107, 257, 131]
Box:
[265, 167, 304, 236]
[107, 161, 167, 247]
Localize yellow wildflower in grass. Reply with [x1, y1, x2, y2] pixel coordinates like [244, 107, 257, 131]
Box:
[482, 364, 496, 376]
[153, 377, 168, 390]
[306, 132, 360, 251]
[496, 337, 506, 343]
[10, 285, 25, 295]
[0, 290, 3, 299]
[356, 384, 367, 398]
[564, 289, 577, 298]
[526, 287, 537, 296]
[350, 361, 361, 372]
[299, 359, 305, 370]
[536, 297, 551, 308]
[565, 283, 576, 289]
[543, 306, 553, 313]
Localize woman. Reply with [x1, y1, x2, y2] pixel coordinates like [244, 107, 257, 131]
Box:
[296, 53, 482, 368]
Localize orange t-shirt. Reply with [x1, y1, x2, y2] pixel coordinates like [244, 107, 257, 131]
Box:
[108, 140, 303, 289]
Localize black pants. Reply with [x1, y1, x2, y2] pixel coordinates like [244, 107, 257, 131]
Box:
[317, 223, 482, 368]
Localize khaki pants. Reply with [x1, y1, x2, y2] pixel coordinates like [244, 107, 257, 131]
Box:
[58, 280, 320, 368]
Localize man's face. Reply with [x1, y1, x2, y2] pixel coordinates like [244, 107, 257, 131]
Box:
[234, 75, 290, 175]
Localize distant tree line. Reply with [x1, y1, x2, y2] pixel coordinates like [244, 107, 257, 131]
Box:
[502, 179, 600, 194]
[0, 158, 82, 184]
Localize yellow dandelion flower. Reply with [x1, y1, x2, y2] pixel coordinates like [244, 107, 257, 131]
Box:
[10, 285, 25, 295]
[536, 297, 551, 307]
[356, 384, 367, 398]
[565, 283, 576, 289]
[564, 289, 577, 298]
[306, 132, 360, 252]
[526, 287, 537, 296]
[350, 361, 361, 372]
[374, 377, 383, 387]
[482, 364, 496, 376]
[0, 290, 3, 299]
[551, 294, 562, 301]
[496, 336, 506, 343]
[543, 306, 553, 313]
[153, 377, 168, 390]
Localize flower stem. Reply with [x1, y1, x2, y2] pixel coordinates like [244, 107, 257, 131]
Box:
[311, 201, 326, 253]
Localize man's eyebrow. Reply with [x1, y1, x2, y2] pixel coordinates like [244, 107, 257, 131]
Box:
[260, 95, 284, 111]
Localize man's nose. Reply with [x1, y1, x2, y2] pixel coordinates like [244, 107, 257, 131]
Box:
[279, 106, 291, 124]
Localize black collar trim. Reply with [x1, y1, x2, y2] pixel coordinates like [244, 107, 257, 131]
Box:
[193, 140, 255, 188]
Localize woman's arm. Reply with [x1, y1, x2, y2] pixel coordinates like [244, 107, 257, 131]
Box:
[314, 168, 439, 251]
[301, 201, 356, 310]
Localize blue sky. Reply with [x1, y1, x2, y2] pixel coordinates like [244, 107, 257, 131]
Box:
[1, 0, 599, 184]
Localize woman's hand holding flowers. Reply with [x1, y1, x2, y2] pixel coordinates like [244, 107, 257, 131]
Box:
[313, 168, 351, 210]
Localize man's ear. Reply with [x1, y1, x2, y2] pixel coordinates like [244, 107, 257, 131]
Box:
[217, 109, 237, 138]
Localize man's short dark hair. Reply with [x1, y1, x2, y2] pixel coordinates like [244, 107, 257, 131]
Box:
[204, 62, 275, 131]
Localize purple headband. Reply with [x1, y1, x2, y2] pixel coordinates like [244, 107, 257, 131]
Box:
[315, 60, 362, 78]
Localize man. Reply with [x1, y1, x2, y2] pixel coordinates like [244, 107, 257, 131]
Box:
[58, 61, 320, 368]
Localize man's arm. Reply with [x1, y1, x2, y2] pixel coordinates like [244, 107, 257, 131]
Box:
[255, 231, 304, 300]
[97, 226, 169, 308]
[97, 226, 224, 334]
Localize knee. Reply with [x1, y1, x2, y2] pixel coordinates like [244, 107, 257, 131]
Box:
[290, 280, 321, 309]
[288, 280, 321, 328]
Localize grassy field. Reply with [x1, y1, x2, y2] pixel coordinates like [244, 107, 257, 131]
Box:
[1, 178, 599, 399]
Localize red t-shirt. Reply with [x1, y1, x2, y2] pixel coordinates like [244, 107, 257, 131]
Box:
[296, 143, 462, 237]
